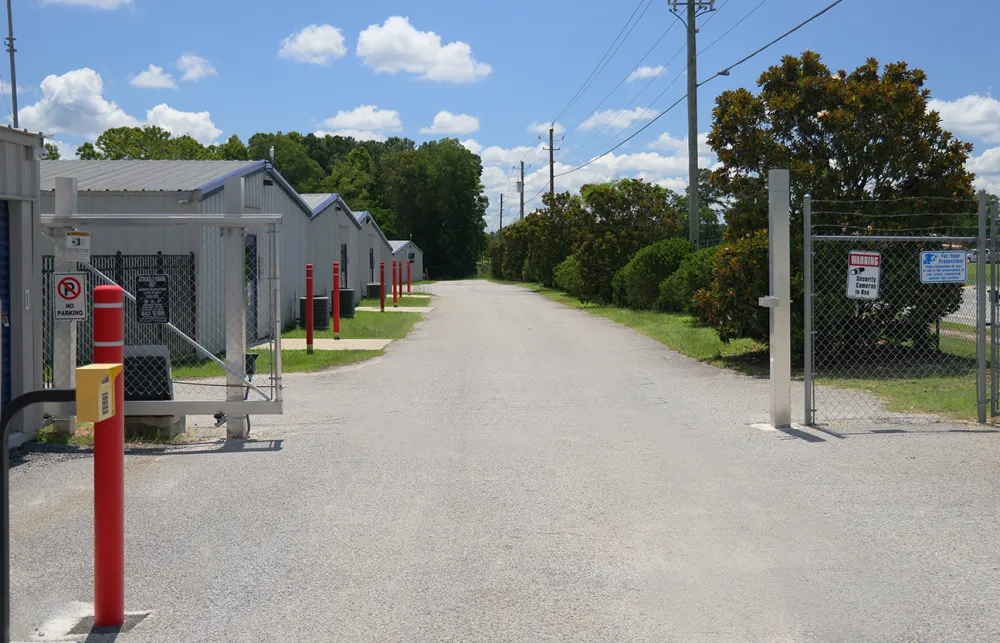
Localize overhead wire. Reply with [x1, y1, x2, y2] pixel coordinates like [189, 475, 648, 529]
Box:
[555, 0, 847, 179]
[698, 0, 767, 55]
[550, 0, 649, 126]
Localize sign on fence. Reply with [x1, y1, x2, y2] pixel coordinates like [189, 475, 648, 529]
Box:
[919, 251, 967, 283]
[136, 274, 170, 324]
[66, 231, 91, 263]
[54, 272, 87, 320]
[847, 250, 881, 300]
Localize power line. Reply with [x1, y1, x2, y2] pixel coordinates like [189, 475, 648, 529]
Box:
[562, 20, 680, 139]
[551, 0, 649, 126]
[698, 0, 730, 28]
[555, 0, 847, 180]
[699, 0, 768, 55]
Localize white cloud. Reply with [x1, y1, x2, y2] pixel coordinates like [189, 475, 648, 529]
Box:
[357, 16, 492, 83]
[528, 121, 565, 136]
[627, 65, 664, 82]
[970, 146, 1000, 175]
[129, 64, 178, 89]
[580, 108, 653, 131]
[321, 105, 402, 132]
[177, 54, 217, 82]
[460, 139, 483, 154]
[929, 94, 1000, 143]
[314, 129, 387, 142]
[41, 0, 131, 8]
[648, 131, 711, 158]
[19, 68, 138, 138]
[145, 104, 222, 145]
[46, 140, 77, 159]
[420, 111, 479, 135]
[278, 24, 347, 65]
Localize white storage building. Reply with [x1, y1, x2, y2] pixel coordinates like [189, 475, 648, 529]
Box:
[355, 210, 394, 296]
[300, 193, 362, 305]
[389, 240, 425, 285]
[39, 160, 313, 350]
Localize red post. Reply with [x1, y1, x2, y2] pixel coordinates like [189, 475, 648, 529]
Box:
[305, 264, 314, 354]
[392, 260, 398, 308]
[93, 285, 124, 627]
[398, 262, 403, 300]
[407, 261, 411, 293]
[380, 261, 385, 312]
[333, 262, 341, 340]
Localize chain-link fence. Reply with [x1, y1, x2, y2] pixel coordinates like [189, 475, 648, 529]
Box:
[804, 196, 984, 425]
[42, 216, 281, 412]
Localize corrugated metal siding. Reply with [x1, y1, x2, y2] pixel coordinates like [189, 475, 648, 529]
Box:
[308, 209, 338, 303]
[39, 160, 258, 192]
[0, 137, 41, 200]
[0, 200, 10, 405]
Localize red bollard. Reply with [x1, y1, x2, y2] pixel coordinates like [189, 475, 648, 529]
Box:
[407, 261, 411, 293]
[333, 262, 341, 340]
[380, 262, 385, 312]
[425, 268, 429, 281]
[392, 260, 398, 308]
[398, 262, 403, 300]
[93, 285, 125, 627]
[305, 264, 314, 354]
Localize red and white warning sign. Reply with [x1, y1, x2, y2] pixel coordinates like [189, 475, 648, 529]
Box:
[847, 251, 881, 300]
[54, 272, 87, 320]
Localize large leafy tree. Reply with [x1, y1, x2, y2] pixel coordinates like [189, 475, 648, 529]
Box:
[248, 131, 324, 190]
[700, 51, 975, 348]
[382, 139, 488, 277]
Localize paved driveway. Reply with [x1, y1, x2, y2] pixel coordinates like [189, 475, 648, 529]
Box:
[9, 280, 1000, 641]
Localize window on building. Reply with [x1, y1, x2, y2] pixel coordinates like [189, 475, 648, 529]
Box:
[369, 248, 375, 282]
[340, 244, 348, 287]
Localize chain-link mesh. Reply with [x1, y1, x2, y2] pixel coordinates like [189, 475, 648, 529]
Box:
[806, 198, 982, 425]
[42, 222, 280, 405]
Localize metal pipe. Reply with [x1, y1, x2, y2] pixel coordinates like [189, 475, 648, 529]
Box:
[803, 195, 814, 426]
[977, 191, 988, 424]
[813, 235, 976, 243]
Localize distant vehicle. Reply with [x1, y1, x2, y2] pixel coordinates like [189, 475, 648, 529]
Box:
[968, 249, 996, 263]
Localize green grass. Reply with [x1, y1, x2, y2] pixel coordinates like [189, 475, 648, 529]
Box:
[966, 263, 996, 285]
[360, 295, 431, 307]
[33, 422, 200, 447]
[171, 348, 383, 379]
[285, 310, 422, 340]
[822, 375, 978, 420]
[512, 282, 768, 374]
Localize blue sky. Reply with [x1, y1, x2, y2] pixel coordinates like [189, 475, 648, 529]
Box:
[12, 0, 1000, 229]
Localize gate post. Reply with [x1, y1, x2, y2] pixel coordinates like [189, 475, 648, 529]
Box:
[977, 191, 987, 424]
[223, 178, 248, 439]
[757, 169, 792, 429]
[803, 194, 814, 426]
[991, 198, 998, 417]
[52, 177, 78, 435]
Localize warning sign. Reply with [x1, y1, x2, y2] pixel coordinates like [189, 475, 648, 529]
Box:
[847, 251, 881, 300]
[920, 251, 967, 283]
[136, 274, 169, 324]
[54, 272, 87, 320]
[66, 231, 91, 263]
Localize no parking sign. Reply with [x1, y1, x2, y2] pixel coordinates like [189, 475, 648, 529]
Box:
[54, 272, 87, 320]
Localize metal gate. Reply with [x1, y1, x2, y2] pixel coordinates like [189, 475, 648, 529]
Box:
[804, 194, 990, 426]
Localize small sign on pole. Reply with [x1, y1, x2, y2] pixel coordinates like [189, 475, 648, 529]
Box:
[847, 250, 881, 300]
[66, 231, 91, 263]
[54, 272, 87, 320]
[920, 250, 967, 283]
[136, 274, 170, 324]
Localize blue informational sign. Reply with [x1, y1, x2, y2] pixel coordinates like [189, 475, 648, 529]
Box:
[920, 251, 968, 283]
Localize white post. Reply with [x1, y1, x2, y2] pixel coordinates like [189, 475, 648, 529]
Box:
[224, 177, 248, 439]
[758, 169, 792, 429]
[52, 177, 78, 434]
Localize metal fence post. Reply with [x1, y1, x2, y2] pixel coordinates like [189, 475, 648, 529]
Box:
[224, 177, 248, 439]
[803, 194, 814, 426]
[992, 198, 998, 417]
[977, 191, 988, 424]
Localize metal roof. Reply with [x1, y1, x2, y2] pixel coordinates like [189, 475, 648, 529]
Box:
[389, 240, 422, 254]
[299, 193, 340, 211]
[40, 160, 263, 192]
[355, 210, 372, 223]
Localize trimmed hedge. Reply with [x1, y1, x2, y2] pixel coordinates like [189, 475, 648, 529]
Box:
[613, 238, 692, 310]
[658, 246, 718, 312]
[553, 256, 584, 297]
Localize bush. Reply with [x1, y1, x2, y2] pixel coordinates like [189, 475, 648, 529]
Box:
[658, 246, 718, 312]
[522, 256, 540, 283]
[486, 241, 504, 279]
[615, 238, 692, 310]
[691, 231, 770, 342]
[553, 255, 584, 297]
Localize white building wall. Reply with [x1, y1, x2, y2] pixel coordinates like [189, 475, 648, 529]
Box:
[393, 244, 424, 287]
[308, 205, 362, 308]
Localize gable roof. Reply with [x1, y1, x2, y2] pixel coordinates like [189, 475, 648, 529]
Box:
[353, 210, 390, 247]
[389, 239, 423, 254]
[39, 159, 314, 217]
[299, 192, 363, 229]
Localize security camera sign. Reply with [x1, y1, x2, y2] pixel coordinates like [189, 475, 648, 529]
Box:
[847, 251, 881, 300]
[54, 272, 87, 320]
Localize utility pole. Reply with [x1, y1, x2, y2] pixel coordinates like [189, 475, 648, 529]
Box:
[519, 160, 525, 220]
[6, 0, 17, 127]
[499, 193, 503, 241]
[669, 0, 715, 250]
[542, 127, 560, 207]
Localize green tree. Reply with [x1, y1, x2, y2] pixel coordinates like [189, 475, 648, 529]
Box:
[571, 178, 685, 302]
[248, 131, 324, 192]
[44, 142, 61, 160]
[382, 139, 487, 277]
[76, 141, 100, 160]
[209, 134, 250, 161]
[702, 51, 974, 347]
